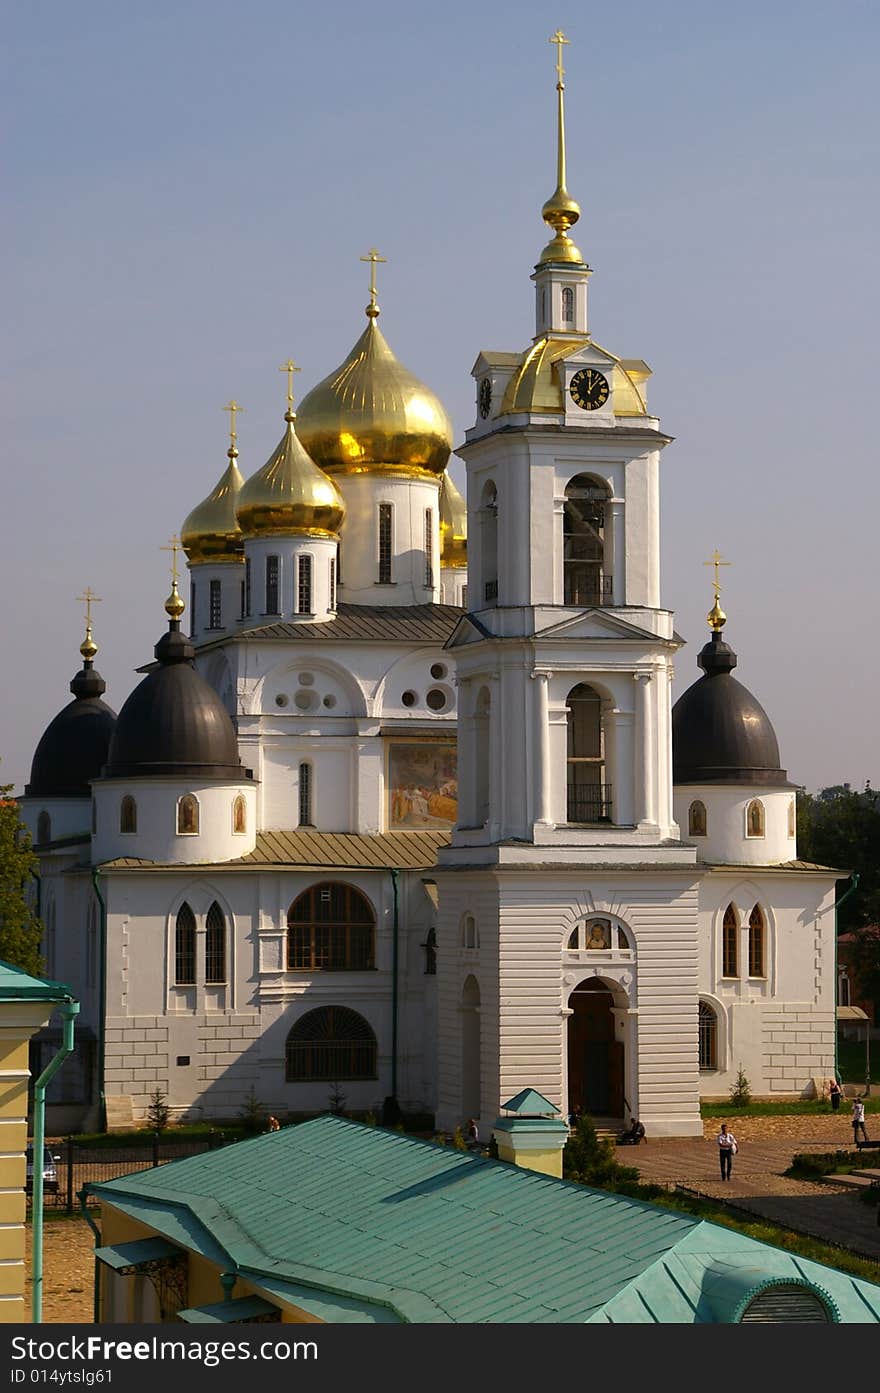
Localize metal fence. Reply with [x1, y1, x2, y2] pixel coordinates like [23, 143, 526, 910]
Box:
[32, 1132, 235, 1213]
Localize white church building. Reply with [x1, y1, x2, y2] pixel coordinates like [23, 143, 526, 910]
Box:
[21, 46, 837, 1138]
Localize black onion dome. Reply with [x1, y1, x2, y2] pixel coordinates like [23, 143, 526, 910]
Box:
[102, 622, 247, 780]
[672, 630, 792, 786]
[26, 663, 116, 798]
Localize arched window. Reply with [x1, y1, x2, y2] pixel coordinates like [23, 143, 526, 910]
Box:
[566, 683, 609, 822]
[688, 800, 707, 837]
[287, 883, 375, 972]
[378, 503, 393, 585]
[298, 763, 313, 828]
[285, 1006, 377, 1081]
[474, 687, 491, 824]
[563, 475, 610, 606]
[566, 917, 632, 951]
[722, 903, 738, 978]
[232, 794, 246, 835]
[749, 905, 766, 978]
[788, 797, 796, 839]
[562, 286, 574, 323]
[746, 799, 765, 837]
[174, 903, 196, 985]
[460, 914, 479, 950]
[699, 1001, 718, 1070]
[36, 811, 51, 845]
[205, 901, 226, 984]
[120, 795, 137, 835]
[177, 795, 199, 836]
[480, 481, 498, 604]
[265, 555, 280, 615]
[423, 926, 437, 975]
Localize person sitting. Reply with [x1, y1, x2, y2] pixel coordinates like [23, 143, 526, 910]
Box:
[618, 1117, 646, 1145]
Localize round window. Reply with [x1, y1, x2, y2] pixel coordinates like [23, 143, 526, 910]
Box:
[426, 688, 448, 712]
[430, 663, 446, 680]
[275, 694, 289, 708]
[322, 694, 336, 709]
[295, 690, 317, 711]
[401, 690, 418, 708]
[298, 672, 315, 687]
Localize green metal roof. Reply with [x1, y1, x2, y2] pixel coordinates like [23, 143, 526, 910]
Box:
[178, 1295, 280, 1324]
[0, 958, 74, 1002]
[88, 1116, 880, 1325]
[94, 1237, 183, 1273]
[500, 1089, 560, 1116]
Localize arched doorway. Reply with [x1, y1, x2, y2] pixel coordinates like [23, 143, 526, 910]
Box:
[568, 979, 624, 1117]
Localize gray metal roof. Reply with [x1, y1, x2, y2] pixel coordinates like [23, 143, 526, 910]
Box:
[200, 604, 464, 648]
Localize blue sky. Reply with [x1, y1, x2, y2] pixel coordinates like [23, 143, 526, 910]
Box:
[4, 0, 878, 792]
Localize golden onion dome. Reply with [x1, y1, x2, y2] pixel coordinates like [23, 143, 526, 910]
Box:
[181, 448, 245, 565]
[236, 411, 345, 539]
[439, 471, 467, 568]
[296, 313, 453, 480]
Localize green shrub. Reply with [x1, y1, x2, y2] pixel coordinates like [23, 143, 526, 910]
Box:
[563, 1115, 639, 1188]
[145, 1088, 170, 1134]
[729, 1064, 752, 1107]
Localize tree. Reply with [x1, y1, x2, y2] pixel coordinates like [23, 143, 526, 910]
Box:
[0, 783, 44, 975]
[146, 1088, 170, 1133]
[563, 1114, 639, 1188]
[797, 784, 880, 932]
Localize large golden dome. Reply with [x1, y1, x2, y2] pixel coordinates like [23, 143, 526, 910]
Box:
[439, 471, 467, 568]
[236, 411, 345, 539]
[181, 449, 245, 565]
[296, 314, 453, 479]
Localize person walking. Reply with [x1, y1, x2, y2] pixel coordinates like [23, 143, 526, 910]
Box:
[716, 1122, 738, 1180]
[851, 1097, 868, 1146]
[828, 1078, 842, 1112]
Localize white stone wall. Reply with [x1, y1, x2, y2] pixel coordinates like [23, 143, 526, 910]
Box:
[93, 778, 257, 865]
[19, 796, 91, 846]
[187, 561, 244, 644]
[243, 534, 338, 625]
[333, 474, 441, 607]
[675, 784, 797, 866]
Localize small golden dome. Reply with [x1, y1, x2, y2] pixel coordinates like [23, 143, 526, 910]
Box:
[708, 596, 727, 632]
[296, 315, 453, 479]
[439, 471, 467, 568]
[80, 625, 98, 662]
[165, 580, 186, 620]
[236, 412, 345, 539]
[181, 449, 246, 565]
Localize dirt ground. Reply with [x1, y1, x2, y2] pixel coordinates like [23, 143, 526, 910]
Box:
[25, 1215, 95, 1323]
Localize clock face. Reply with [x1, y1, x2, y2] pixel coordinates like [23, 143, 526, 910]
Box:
[478, 377, 492, 418]
[569, 368, 610, 412]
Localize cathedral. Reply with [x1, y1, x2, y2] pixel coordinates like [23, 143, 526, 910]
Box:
[21, 40, 838, 1138]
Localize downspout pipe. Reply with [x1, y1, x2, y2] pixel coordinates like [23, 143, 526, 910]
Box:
[833, 872, 860, 1087]
[78, 1189, 101, 1323]
[32, 995, 79, 1322]
[91, 869, 107, 1133]
[383, 868, 401, 1125]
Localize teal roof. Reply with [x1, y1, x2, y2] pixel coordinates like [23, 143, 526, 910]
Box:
[499, 1089, 560, 1116]
[0, 958, 74, 1002]
[88, 1116, 880, 1325]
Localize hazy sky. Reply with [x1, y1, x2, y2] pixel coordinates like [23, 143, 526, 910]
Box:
[4, 1, 878, 795]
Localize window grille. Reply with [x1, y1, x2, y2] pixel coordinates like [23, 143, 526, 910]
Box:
[748, 905, 765, 977]
[722, 904, 738, 977]
[699, 1001, 717, 1069]
[378, 504, 393, 583]
[329, 557, 336, 611]
[265, 556, 279, 615]
[205, 901, 226, 984]
[297, 555, 313, 614]
[285, 1006, 377, 1081]
[298, 763, 313, 828]
[424, 508, 434, 587]
[287, 884, 375, 972]
[562, 286, 574, 323]
[209, 578, 222, 629]
[175, 904, 196, 985]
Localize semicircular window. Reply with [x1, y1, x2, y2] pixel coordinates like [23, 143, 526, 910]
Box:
[285, 1006, 377, 1082]
[740, 1284, 832, 1323]
[287, 883, 375, 971]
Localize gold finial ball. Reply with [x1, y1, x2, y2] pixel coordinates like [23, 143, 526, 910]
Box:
[365, 302, 380, 319]
[165, 582, 186, 620]
[80, 633, 98, 662]
[707, 596, 727, 632]
[227, 445, 239, 460]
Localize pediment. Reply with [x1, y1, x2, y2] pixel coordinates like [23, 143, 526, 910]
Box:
[444, 614, 493, 649]
[536, 610, 670, 643]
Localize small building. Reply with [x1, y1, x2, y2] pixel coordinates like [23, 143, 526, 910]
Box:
[87, 1115, 880, 1324]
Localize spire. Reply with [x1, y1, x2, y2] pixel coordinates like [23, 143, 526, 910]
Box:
[71, 588, 107, 698]
[360, 247, 387, 320]
[76, 587, 101, 664]
[279, 358, 302, 421]
[161, 535, 186, 621]
[539, 31, 584, 265]
[703, 548, 732, 633]
[222, 398, 243, 461]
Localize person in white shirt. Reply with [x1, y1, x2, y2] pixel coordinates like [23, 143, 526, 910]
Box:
[717, 1123, 738, 1180]
[851, 1097, 868, 1146]
[466, 1118, 480, 1150]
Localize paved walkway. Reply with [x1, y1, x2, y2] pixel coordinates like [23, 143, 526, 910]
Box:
[628, 1117, 880, 1261]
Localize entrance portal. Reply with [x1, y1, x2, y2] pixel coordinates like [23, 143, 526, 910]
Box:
[568, 980, 624, 1117]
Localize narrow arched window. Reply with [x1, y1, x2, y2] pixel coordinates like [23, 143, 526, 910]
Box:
[265, 555, 280, 615]
[287, 883, 375, 972]
[36, 811, 51, 845]
[209, 578, 222, 629]
[480, 481, 498, 604]
[566, 683, 609, 823]
[688, 800, 707, 837]
[563, 475, 610, 606]
[424, 926, 437, 975]
[749, 905, 766, 978]
[232, 794, 246, 835]
[562, 286, 574, 323]
[424, 508, 434, 588]
[378, 503, 393, 585]
[460, 914, 478, 950]
[205, 901, 226, 984]
[722, 904, 738, 978]
[298, 763, 313, 828]
[285, 1006, 377, 1081]
[175, 903, 196, 985]
[746, 799, 765, 837]
[699, 1001, 717, 1070]
[297, 555, 313, 615]
[120, 795, 137, 835]
[177, 794, 199, 835]
[329, 556, 337, 611]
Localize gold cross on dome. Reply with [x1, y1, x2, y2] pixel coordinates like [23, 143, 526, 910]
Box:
[360, 247, 387, 314]
[278, 359, 301, 410]
[161, 534, 182, 586]
[222, 398, 243, 446]
[703, 548, 732, 601]
[549, 29, 570, 86]
[75, 587, 102, 630]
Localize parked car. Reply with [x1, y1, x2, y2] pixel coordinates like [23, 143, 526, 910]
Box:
[25, 1144, 61, 1195]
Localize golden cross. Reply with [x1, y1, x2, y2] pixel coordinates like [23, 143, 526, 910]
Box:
[222, 399, 243, 446]
[549, 29, 570, 86]
[703, 548, 732, 601]
[278, 359, 301, 409]
[161, 535, 182, 586]
[360, 247, 387, 313]
[75, 587, 102, 630]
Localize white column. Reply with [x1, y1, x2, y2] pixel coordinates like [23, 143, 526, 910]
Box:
[531, 670, 552, 827]
[602, 699, 618, 824]
[610, 499, 625, 606]
[553, 497, 565, 605]
[488, 674, 502, 839]
[456, 682, 477, 829]
[634, 672, 655, 829]
[612, 711, 635, 826]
